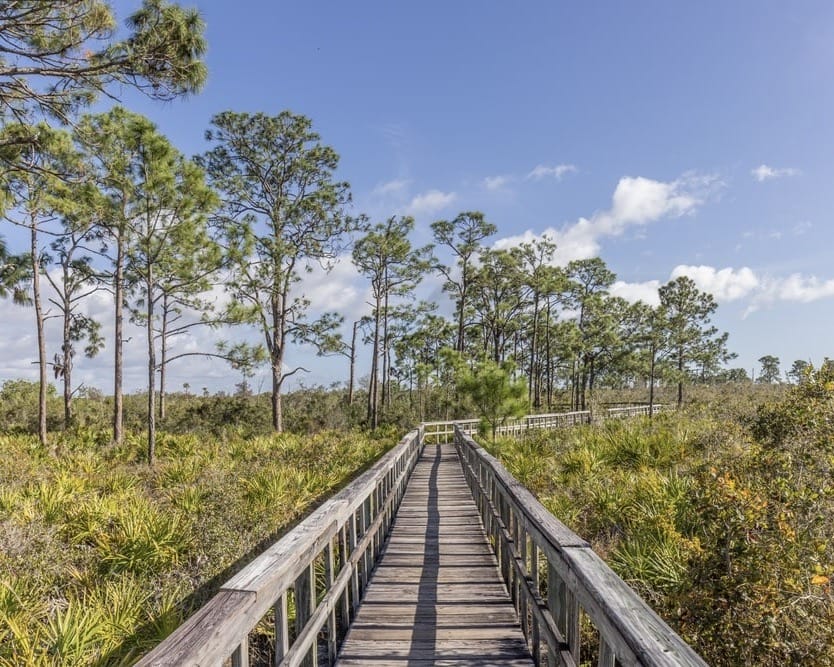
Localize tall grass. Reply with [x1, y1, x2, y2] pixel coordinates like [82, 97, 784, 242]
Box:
[0, 428, 394, 666]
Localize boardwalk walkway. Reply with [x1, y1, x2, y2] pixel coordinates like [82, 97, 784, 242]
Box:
[337, 444, 533, 666]
[139, 408, 707, 667]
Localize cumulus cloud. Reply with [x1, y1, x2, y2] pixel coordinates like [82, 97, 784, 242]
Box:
[372, 179, 410, 196]
[670, 265, 760, 302]
[527, 164, 577, 181]
[752, 274, 834, 310]
[302, 255, 367, 318]
[610, 280, 661, 306]
[482, 175, 511, 191]
[494, 172, 720, 265]
[404, 189, 457, 216]
[751, 164, 800, 182]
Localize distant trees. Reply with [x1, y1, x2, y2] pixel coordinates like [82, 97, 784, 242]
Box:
[757, 355, 781, 384]
[431, 212, 496, 353]
[659, 276, 733, 406]
[0, 125, 77, 446]
[0, 25, 751, 440]
[352, 216, 431, 428]
[786, 359, 810, 384]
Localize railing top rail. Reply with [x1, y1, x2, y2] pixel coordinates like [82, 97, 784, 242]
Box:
[422, 405, 662, 432]
[455, 426, 706, 667]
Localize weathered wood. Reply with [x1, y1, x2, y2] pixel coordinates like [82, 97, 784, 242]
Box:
[274, 593, 289, 665]
[137, 590, 258, 666]
[337, 444, 533, 666]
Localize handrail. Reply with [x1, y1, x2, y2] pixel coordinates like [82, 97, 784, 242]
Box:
[423, 405, 665, 444]
[138, 428, 424, 667]
[454, 425, 706, 667]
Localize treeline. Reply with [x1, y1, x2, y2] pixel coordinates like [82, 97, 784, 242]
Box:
[0, 2, 757, 464]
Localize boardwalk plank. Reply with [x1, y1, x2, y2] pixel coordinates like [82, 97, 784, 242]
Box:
[337, 444, 533, 666]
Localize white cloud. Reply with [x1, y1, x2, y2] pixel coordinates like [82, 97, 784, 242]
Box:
[404, 189, 457, 217]
[527, 164, 577, 181]
[494, 172, 720, 265]
[302, 255, 366, 318]
[372, 179, 409, 196]
[483, 175, 511, 191]
[755, 274, 834, 306]
[610, 280, 661, 306]
[792, 220, 812, 235]
[657, 264, 834, 316]
[751, 164, 800, 182]
[670, 265, 760, 302]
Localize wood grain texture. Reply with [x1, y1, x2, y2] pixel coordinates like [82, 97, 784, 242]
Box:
[337, 444, 534, 666]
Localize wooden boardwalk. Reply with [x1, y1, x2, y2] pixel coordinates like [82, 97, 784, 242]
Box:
[337, 444, 533, 666]
[140, 410, 707, 667]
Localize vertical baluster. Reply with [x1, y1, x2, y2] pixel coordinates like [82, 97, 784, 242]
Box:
[501, 497, 511, 589]
[361, 498, 371, 591]
[548, 562, 580, 666]
[349, 512, 360, 612]
[274, 592, 289, 665]
[232, 639, 249, 667]
[295, 562, 316, 667]
[324, 541, 337, 664]
[520, 529, 529, 642]
[338, 525, 350, 634]
[530, 542, 540, 665]
[598, 637, 615, 667]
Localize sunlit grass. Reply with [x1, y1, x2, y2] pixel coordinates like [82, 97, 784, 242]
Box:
[0, 427, 394, 665]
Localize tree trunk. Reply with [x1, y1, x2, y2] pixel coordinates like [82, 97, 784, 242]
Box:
[271, 362, 283, 432]
[456, 263, 467, 353]
[271, 298, 285, 432]
[146, 271, 157, 466]
[545, 299, 552, 409]
[382, 286, 390, 409]
[158, 295, 168, 420]
[62, 285, 73, 429]
[347, 320, 357, 405]
[368, 299, 381, 429]
[529, 293, 539, 407]
[677, 348, 684, 407]
[649, 344, 656, 418]
[31, 223, 48, 447]
[113, 235, 124, 445]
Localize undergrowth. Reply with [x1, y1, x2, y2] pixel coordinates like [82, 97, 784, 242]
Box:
[488, 372, 834, 666]
[0, 428, 396, 666]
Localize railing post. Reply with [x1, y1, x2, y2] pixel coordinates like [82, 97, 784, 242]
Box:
[598, 637, 615, 667]
[324, 541, 337, 664]
[274, 592, 289, 665]
[231, 640, 249, 667]
[294, 561, 316, 667]
[548, 562, 580, 665]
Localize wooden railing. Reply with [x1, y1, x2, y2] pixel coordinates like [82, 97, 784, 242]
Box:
[423, 404, 665, 444]
[137, 429, 423, 667]
[455, 426, 707, 667]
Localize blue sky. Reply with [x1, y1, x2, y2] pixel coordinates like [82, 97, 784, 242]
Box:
[3, 1, 834, 391]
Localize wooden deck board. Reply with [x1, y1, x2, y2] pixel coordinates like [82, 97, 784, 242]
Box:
[337, 444, 533, 666]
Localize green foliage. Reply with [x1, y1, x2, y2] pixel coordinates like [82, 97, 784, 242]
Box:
[0, 1, 207, 128]
[490, 386, 834, 665]
[0, 427, 395, 665]
[456, 356, 527, 441]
